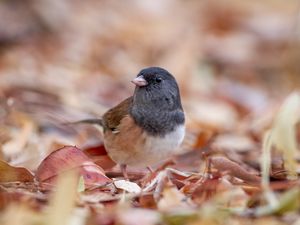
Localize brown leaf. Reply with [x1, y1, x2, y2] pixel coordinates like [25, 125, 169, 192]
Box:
[36, 146, 111, 188]
[83, 144, 116, 170]
[210, 156, 261, 185]
[0, 160, 34, 182]
[83, 144, 107, 156]
[191, 175, 221, 204]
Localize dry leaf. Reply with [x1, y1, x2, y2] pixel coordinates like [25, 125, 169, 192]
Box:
[211, 156, 260, 184]
[36, 146, 111, 188]
[45, 170, 78, 225]
[83, 144, 116, 170]
[270, 92, 300, 179]
[118, 208, 160, 225]
[0, 160, 34, 182]
[114, 180, 141, 193]
[158, 186, 192, 212]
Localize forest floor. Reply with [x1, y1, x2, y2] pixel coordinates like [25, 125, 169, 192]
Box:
[1, 1, 300, 225]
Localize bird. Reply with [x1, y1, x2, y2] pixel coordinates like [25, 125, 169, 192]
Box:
[78, 67, 185, 178]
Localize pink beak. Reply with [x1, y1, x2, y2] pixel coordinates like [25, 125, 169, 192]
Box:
[131, 76, 148, 87]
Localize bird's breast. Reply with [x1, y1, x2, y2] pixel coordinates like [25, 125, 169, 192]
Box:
[144, 124, 185, 156]
[104, 117, 185, 168]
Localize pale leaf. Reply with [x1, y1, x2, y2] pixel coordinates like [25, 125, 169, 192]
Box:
[114, 180, 141, 194]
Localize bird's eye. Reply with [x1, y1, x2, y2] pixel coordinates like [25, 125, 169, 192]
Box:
[155, 77, 162, 83]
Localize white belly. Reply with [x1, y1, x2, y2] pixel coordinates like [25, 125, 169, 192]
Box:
[128, 125, 185, 167]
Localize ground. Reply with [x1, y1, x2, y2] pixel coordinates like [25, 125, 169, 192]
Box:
[0, 0, 300, 225]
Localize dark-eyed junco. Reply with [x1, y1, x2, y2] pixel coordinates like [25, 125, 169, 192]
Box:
[79, 67, 185, 177]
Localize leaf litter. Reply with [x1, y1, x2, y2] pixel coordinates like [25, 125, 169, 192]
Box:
[1, 0, 300, 225]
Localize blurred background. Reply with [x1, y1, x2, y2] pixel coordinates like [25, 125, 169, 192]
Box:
[0, 0, 300, 170]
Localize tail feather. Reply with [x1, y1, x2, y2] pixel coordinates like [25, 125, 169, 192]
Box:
[64, 118, 103, 126]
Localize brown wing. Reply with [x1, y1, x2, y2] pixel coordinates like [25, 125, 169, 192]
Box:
[102, 97, 133, 132]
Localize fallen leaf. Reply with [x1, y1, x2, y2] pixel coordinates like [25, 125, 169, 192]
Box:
[191, 175, 221, 204]
[36, 146, 111, 188]
[253, 187, 300, 216]
[215, 178, 250, 209]
[114, 180, 141, 193]
[0, 204, 42, 225]
[83, 144, 107, 156]
[45, 170, 79, 225]
[158, 186, 192, 212]
[2, 113, 35, 157]
[210, 156, 260, 184]
[270, 92, 300, 179]
[83, 144, 116, 170]
[0, 160, 34, 182]
[118, 208, 160, 225]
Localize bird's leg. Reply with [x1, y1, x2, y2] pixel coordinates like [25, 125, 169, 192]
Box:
[141, 162, 173, 186]
[142, 170, 168, 201]
[120, 164, 129, 180]
[146, 160, 174, 176]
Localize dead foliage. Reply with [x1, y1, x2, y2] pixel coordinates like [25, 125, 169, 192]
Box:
[0, 0, 300, 225]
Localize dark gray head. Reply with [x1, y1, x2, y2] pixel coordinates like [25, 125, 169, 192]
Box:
[131, 67, 183, 111]
[130, 67, 184, 136]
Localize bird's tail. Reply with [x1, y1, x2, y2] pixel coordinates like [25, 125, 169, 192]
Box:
[63, 118, 103, 126]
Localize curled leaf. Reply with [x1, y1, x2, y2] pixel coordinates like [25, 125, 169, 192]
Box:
[36, 146, 111, 188]
[211, 156, 260, 184]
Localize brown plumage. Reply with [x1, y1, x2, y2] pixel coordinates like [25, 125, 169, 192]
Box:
[102, 97, 132, 133]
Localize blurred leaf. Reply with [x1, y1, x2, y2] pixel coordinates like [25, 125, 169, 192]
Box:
[254, 187, 300, 216]
[271, 92, 300, 179]
[275, 188, 300, 215]
[0, 160, 34, 182]
[158, 186, 192, 212]
[212, 134, 256, 153]
[163, 212, 198, 225]
[77, 176, 85, 193]
[46, 170, 78, 225]
[2, 115, 35, 157]
[261, 131, 277, 206]
[0, 204, 42, 225]
[260, 93, 300, 211]
[118, 208, 161, 225]
[211, 156, 260, 184]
